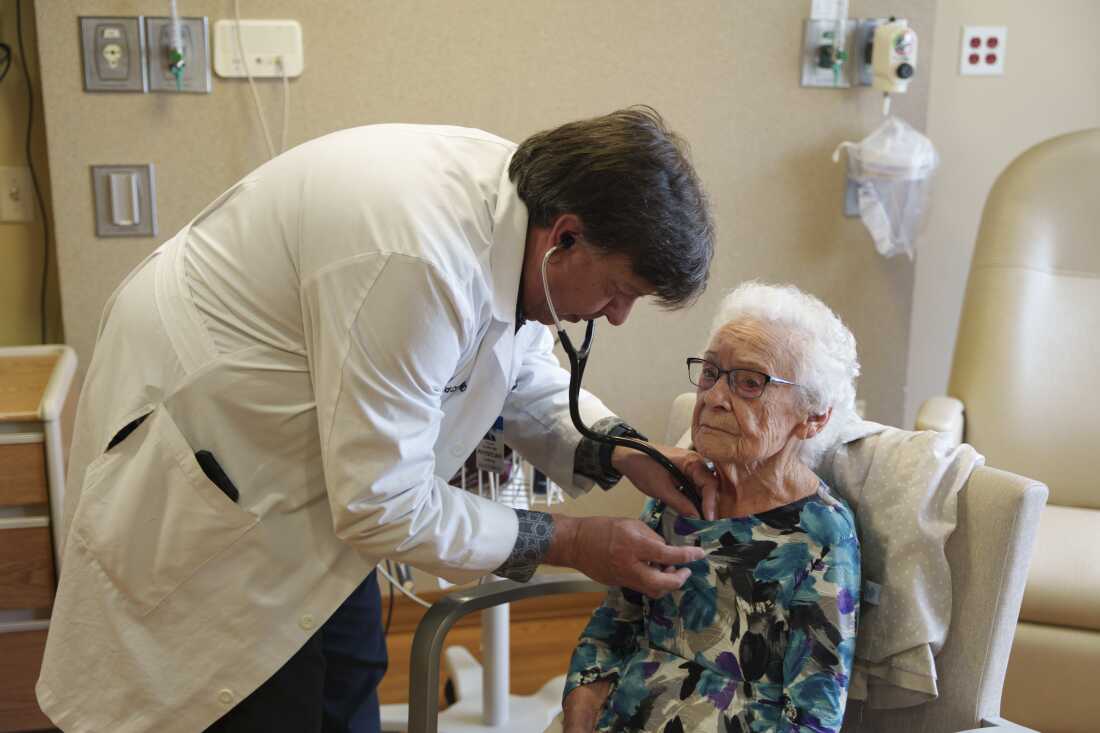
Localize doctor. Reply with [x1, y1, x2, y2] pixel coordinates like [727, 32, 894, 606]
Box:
[38, 107, 717, 733]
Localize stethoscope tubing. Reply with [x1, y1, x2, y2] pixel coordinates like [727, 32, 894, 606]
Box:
[541, 246, 706, 516]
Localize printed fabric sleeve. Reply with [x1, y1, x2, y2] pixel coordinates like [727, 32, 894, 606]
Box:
[561, 500, 662, 700]
[780, 528, 861, 733]
[562, 583, 646, 701]
[490, 508, 554, 583]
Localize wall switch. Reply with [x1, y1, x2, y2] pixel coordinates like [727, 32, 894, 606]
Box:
[960, 26, 1006, 76]
[91, 165, 157, 237]
[145, 16, 211, 93]
[80, 16, 147, 92]
[0, 167, 35, 223]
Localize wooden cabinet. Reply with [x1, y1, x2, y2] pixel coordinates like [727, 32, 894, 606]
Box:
[0, 347, 76, 732]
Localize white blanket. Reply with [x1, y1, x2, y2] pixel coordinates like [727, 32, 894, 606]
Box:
[816, 420, 984, 709]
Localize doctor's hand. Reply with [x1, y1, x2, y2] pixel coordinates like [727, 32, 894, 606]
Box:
[546, 514, 704, 598]
[612, 444, 719, 521]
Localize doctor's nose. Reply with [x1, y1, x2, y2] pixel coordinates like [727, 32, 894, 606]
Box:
[602, 296, 636, 326]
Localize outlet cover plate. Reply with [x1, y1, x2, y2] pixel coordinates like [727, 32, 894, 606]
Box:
[960, 25, 1007, 76]
[213, 19, 304, 78]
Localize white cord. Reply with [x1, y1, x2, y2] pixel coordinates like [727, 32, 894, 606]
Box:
[376, 563, 433, 608]
[278, 56, 290, 154]
[169, 0, 183, 50]
[233, 0, 276, 159]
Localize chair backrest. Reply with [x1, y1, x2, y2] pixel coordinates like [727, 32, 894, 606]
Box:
[949, 128, 1100, 510]
[842, 466, 1046, 732]
[664, 393, 1048, 732]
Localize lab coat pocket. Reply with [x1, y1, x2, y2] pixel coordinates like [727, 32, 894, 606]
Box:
[70, 406, 259, 616]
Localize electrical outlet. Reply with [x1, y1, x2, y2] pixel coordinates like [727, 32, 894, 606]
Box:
[145, 16, 211, 93]
[960, 25, 1006, 76]
[213, 19, 304, 78]
[0, 167, 35, 223]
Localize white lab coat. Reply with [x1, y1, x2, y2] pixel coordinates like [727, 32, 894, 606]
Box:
[37, 125, 615, 733]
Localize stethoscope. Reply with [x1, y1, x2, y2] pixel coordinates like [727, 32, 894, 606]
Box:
[540, 243, 706, 516]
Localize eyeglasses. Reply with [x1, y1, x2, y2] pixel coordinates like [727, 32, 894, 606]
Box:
[686, 357, 799, 400]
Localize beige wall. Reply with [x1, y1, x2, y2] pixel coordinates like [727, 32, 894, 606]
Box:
[906, 0, 1100, 425]
[35, 1, 934, 521]
[0, 0, 61, 345]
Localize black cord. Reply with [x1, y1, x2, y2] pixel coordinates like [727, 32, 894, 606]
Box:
[16, 0, 51, 344]
[0, 43, 13, 83]
[382, 559, 396, 633]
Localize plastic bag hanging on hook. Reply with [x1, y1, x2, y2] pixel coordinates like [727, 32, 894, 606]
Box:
[834, 116, 938, 259]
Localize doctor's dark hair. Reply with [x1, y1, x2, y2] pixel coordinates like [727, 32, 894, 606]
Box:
[509, 106, 714, 308]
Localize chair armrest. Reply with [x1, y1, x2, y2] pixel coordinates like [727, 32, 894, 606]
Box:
[954, 716, 1040, 732]
[915, 395, 965, 445]
[407, 573, 605, 733]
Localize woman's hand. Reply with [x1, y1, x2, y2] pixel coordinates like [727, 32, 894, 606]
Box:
[562, 678, 613, 733]
[612, 444, 719, 520]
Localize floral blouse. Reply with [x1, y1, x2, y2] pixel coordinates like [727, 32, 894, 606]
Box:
[564, 483, 860, 732]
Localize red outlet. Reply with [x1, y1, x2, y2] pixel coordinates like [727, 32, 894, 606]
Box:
[961, 26, 1006, 76]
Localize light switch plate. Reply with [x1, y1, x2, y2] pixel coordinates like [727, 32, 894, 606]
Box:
[0, 167, 35, 222]
[80, 16, 147, 92]
[91, 164, 157, 237]
[145, 16, 212, 93]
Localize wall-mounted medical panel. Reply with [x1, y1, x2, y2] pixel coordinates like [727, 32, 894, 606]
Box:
[79, 16, 147, 92]
[145, 16, 212, 93]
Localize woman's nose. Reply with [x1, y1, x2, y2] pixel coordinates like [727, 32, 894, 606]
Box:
[702, 374, 734, 408]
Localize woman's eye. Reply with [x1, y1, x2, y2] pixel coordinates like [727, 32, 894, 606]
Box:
[738, 374, 764, 390]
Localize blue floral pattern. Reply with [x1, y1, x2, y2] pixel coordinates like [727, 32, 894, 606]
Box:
[564, 483, 860, 732]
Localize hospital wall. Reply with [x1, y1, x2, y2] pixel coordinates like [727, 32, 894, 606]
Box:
[0, 0, 61, 346]
[31, 0, 933, 523]
[905, 0, 1100, 426]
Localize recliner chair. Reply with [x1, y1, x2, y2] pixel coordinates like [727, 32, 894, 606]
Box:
[916, 127, 1100, 733]
[404, 394, 1047, 732]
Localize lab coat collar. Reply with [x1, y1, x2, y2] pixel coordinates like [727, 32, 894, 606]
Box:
[488, 158, 529, 327]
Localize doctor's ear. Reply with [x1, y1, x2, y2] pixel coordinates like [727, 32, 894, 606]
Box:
[559, 232, 576, 249]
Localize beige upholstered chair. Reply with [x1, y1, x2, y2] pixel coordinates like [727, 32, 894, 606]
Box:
[916, 128, 1100, 733]
[403, 395, 1047, 732]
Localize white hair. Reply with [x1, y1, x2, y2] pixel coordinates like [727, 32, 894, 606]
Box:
[708, 281, 861, 469]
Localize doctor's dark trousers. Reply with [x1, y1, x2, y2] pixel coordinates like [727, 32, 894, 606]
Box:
[206, 572, 388, 733]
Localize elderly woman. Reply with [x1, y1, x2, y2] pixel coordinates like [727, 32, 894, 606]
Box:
[560, 282, 862, 733]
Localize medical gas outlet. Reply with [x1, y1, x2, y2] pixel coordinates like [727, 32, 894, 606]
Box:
[800, 15, 918, 95]
[80, 17, 147, 92]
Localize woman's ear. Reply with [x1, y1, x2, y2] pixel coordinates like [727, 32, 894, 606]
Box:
[799, 407, 833, 439]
